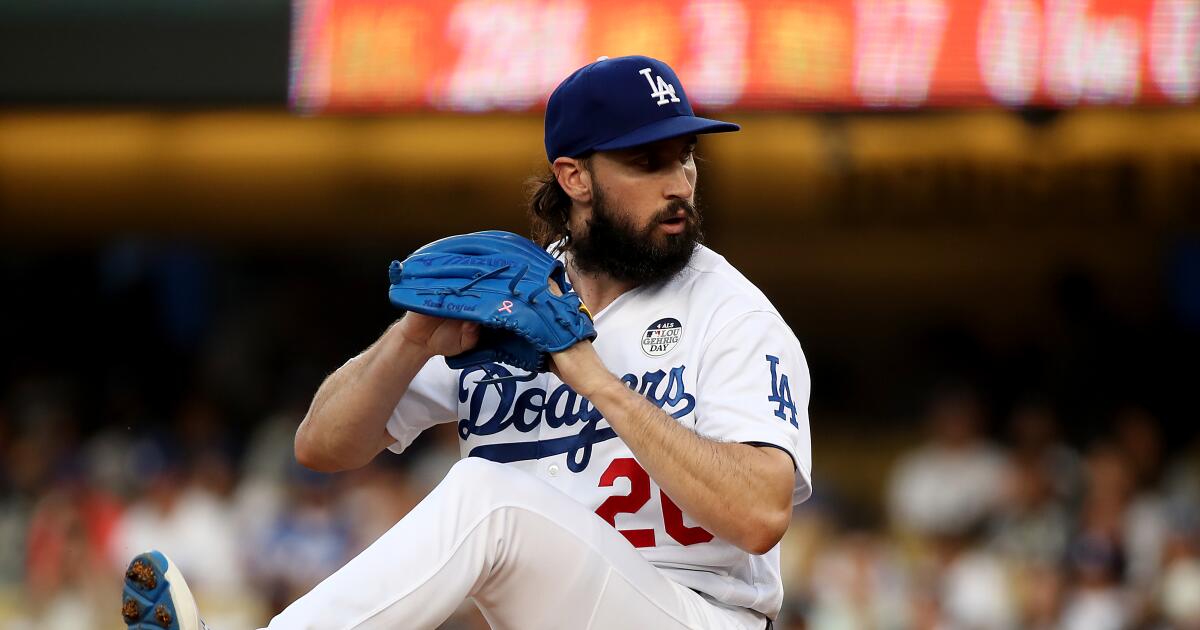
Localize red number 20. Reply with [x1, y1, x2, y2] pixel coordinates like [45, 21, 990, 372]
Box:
[595, 458, 714, 548]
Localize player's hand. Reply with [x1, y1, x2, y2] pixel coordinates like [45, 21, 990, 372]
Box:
[397, 312, 480, 359]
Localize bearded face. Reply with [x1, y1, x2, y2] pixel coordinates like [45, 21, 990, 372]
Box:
[567, 182, 703, 286]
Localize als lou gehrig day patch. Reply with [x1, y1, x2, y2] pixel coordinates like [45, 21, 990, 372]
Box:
[641, 317, 683, 357]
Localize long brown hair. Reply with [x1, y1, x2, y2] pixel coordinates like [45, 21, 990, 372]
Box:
[526, 158, 588, 253]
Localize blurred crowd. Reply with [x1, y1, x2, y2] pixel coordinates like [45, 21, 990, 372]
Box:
[3, 371, 1198, 630]
[778, 389, 1200, 630]
[0, 376, 472, 630]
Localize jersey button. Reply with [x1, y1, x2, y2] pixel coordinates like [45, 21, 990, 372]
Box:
[547, 463, 560, 477]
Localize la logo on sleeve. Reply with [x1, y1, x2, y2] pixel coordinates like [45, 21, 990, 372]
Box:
[641, 317, 682, 357]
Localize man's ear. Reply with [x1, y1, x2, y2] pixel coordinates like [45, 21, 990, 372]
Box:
[552, 157, 592, 203]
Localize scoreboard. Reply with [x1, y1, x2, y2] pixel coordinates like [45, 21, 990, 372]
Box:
[291, 0, 1200, 112]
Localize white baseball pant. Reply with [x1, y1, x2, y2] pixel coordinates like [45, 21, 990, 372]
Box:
[261, 457, 768, 629]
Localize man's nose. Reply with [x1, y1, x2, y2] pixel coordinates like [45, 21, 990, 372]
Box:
[664, 164, 694, 200]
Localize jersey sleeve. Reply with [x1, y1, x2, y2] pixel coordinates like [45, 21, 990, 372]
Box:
[694, 310, 813, 504]
[383, 355, 460, 454]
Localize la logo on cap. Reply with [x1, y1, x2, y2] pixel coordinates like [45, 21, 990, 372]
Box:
[638, 67, 680, 106]
[542, 55, 739, 161]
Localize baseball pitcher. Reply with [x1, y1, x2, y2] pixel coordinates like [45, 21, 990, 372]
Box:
[121, 55, 813, 630]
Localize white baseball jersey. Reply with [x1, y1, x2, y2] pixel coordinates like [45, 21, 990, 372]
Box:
[385, 244, 813, 619]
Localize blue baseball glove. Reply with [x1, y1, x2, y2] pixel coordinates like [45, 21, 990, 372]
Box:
[388, 231, 595, 382]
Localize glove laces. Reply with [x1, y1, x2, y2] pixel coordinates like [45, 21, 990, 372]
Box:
[448, 264, 511, 296]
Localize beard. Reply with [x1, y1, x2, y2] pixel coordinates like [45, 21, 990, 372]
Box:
[568, 185, 703, 286]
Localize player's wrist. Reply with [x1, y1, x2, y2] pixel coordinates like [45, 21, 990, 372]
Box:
[552, 342, 617, 398]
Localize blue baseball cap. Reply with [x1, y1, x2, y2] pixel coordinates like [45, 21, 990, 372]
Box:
[544, 55, 740, 161]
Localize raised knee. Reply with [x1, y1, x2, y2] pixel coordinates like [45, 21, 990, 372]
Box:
[442, 457, 547, 505]
[445, 456, 508, 484]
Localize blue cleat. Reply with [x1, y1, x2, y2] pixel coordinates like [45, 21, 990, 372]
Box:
[121, 551, 210, 630]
